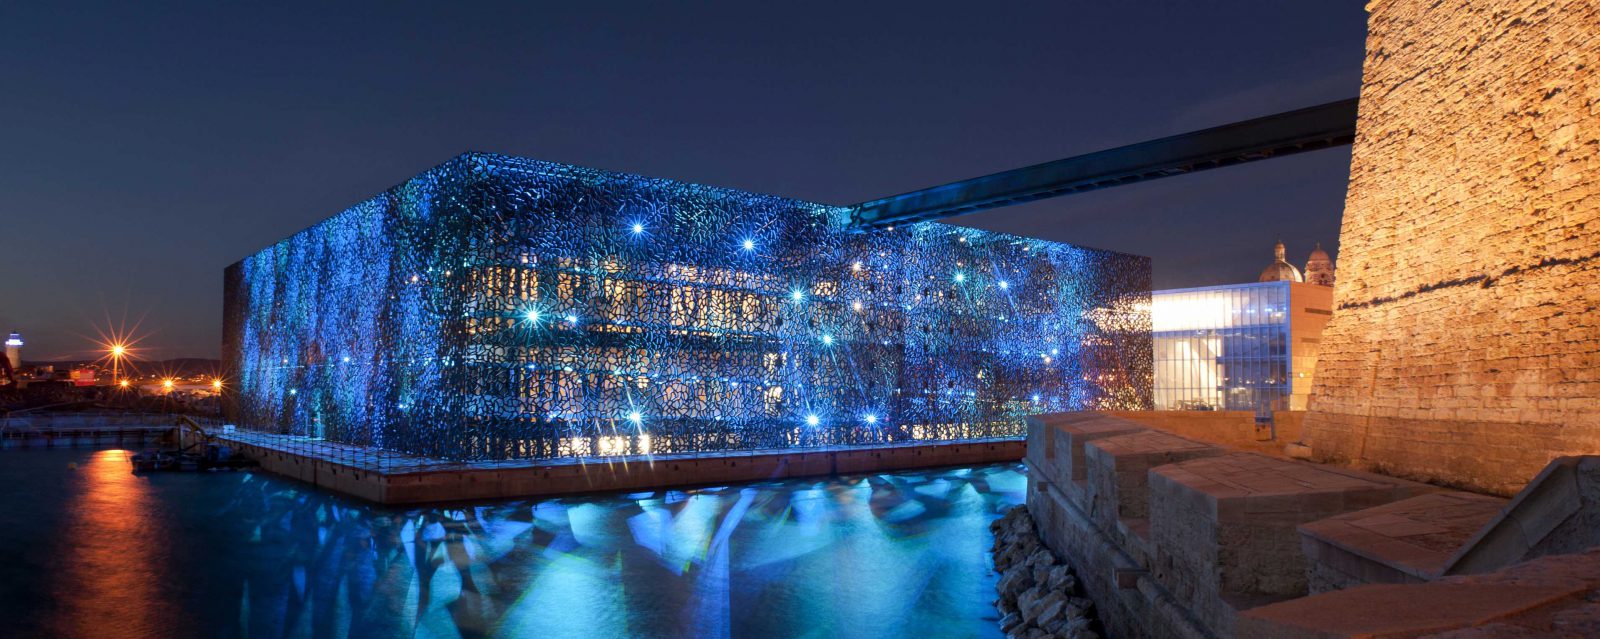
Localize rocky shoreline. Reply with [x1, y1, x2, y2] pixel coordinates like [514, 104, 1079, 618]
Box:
[990, 506, 1101, 639]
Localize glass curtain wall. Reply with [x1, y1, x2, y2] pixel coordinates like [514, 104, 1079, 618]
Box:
[1151, 282, 1289, 413]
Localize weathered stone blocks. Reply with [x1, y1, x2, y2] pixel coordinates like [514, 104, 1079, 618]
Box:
[1303, 0, 1600, 496]
[1299, 491, 1507, 592]
[1025, 412, 1146, 504]
[1237, 548, 1600, 639]
[1147, 453, 1436, 637]
[1083, 430, 1224, 536]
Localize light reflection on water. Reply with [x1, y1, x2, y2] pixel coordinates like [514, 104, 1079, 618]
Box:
[0, 449, 1024, 639]
[53, 450, 166, 638]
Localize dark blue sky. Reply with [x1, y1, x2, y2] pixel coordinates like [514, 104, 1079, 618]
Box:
[1, 2, 1366, 361]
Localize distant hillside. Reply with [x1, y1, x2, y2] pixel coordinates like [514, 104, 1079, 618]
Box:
[22, 358, 222, 378]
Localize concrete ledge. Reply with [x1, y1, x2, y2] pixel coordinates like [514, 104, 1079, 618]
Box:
[1300, 492, 1506, 592]
[1148, 452, 1438, 637]
[218, 433, 1025, 504]
[1445, 456, 1600, 576]
[1084, 430, 1224, 541]
[1026, 412, 1147, 505]
[1237, 548, 1600, 639]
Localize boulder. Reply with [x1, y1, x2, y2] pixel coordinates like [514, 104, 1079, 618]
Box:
[997, 568, 1033, 602]
[1016, 587, 1045, 618]
[989, 505, 1100, 639]
[999, 611, 1024, 634]
[1033, 596, 1068, 631]
[1018, 588, 1062, 625]
[1046, 565, 1077, 595]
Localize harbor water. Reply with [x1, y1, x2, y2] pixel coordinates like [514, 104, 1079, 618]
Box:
[0, 448, 1024, 639]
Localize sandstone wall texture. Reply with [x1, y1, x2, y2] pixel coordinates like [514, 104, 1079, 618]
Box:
[1304, 0, 1600, 496]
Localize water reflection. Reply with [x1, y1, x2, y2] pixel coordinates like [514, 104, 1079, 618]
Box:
[50, 450, 176, 638]
[4, 451, 1024, 639]
[229, 467, 1022, 638]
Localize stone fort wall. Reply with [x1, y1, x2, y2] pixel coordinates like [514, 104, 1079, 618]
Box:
[1304, 0, 1600, 495]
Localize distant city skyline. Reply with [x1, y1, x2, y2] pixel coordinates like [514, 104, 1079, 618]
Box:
[1, 2, 1364, 360]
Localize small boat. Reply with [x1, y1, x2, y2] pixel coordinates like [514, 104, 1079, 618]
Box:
[130, 449, 177, 472]
[129, 444, 257, 472]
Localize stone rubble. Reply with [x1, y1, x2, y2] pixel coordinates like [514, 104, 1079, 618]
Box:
[990, 506, 1100, 639]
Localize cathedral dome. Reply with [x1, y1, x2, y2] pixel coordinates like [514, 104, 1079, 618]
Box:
[1258, 240, 1304, 283]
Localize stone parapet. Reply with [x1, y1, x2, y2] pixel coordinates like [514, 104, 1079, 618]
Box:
[1147, 453, 1437, 637]
[1299, 492, 1507, 592]
[1237, 548, 1600, 638]
[1026, 412, 1147, 505]
[1025, 418, 1599, 636]
[1298, 455, 1600, 595]
[1083, 430, 1224, 545]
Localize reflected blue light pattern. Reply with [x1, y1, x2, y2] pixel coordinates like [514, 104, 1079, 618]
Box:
[1, 451, 1029, 639]
[224, 152, 1150, 462]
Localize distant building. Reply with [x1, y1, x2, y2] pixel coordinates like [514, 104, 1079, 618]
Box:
[1153, 242, 1336, 413]
[4, 332, 20, 371]
[69, 368, 97, 387]
[1258, 240, 1304, 283]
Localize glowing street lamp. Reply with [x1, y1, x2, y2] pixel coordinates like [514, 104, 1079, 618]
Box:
[211, 379, 223, 391]
[109, 343, 127, 388]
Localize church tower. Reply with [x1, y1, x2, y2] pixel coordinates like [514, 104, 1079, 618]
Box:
[1304, 243, 1336, 287]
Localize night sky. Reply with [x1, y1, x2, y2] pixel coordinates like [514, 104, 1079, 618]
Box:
[1, 2, 1367, 361]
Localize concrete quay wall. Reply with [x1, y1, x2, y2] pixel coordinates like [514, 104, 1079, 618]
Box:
[0, 414, 184, 448]
[1, 426, 172, 449]
[212, 434, 1024, 504]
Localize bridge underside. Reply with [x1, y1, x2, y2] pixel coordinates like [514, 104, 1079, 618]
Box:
[848, 98, 1358, 230]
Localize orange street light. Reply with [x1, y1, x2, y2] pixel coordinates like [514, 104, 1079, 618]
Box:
[162, 378, 174, 390]
[211, 379, 223, 391]
[108, 343, 128, 387]
[118, 379, 129, 388]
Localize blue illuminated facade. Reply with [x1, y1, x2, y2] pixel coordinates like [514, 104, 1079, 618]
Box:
[223, 153, 1151, 461]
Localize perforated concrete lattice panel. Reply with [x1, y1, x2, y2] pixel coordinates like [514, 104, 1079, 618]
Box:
[223, 153, 1151, 464]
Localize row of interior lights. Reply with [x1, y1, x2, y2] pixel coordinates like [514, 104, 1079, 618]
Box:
[617, 409, 879, 428]
[630, 222, 1013, 289]
[517, 281, 1010, 327]
[277, 226, 1052, 418]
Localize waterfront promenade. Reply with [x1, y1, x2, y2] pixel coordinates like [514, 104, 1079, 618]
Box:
[205, 429, 1025, 504]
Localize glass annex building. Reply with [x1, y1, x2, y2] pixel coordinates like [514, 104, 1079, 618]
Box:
[1151, 280, 1332, 413]
[223, 153, 1151, 462]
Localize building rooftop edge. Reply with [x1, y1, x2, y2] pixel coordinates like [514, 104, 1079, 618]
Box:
[231, 151, 1154, 267]
[1153, 280, 1335, 296]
